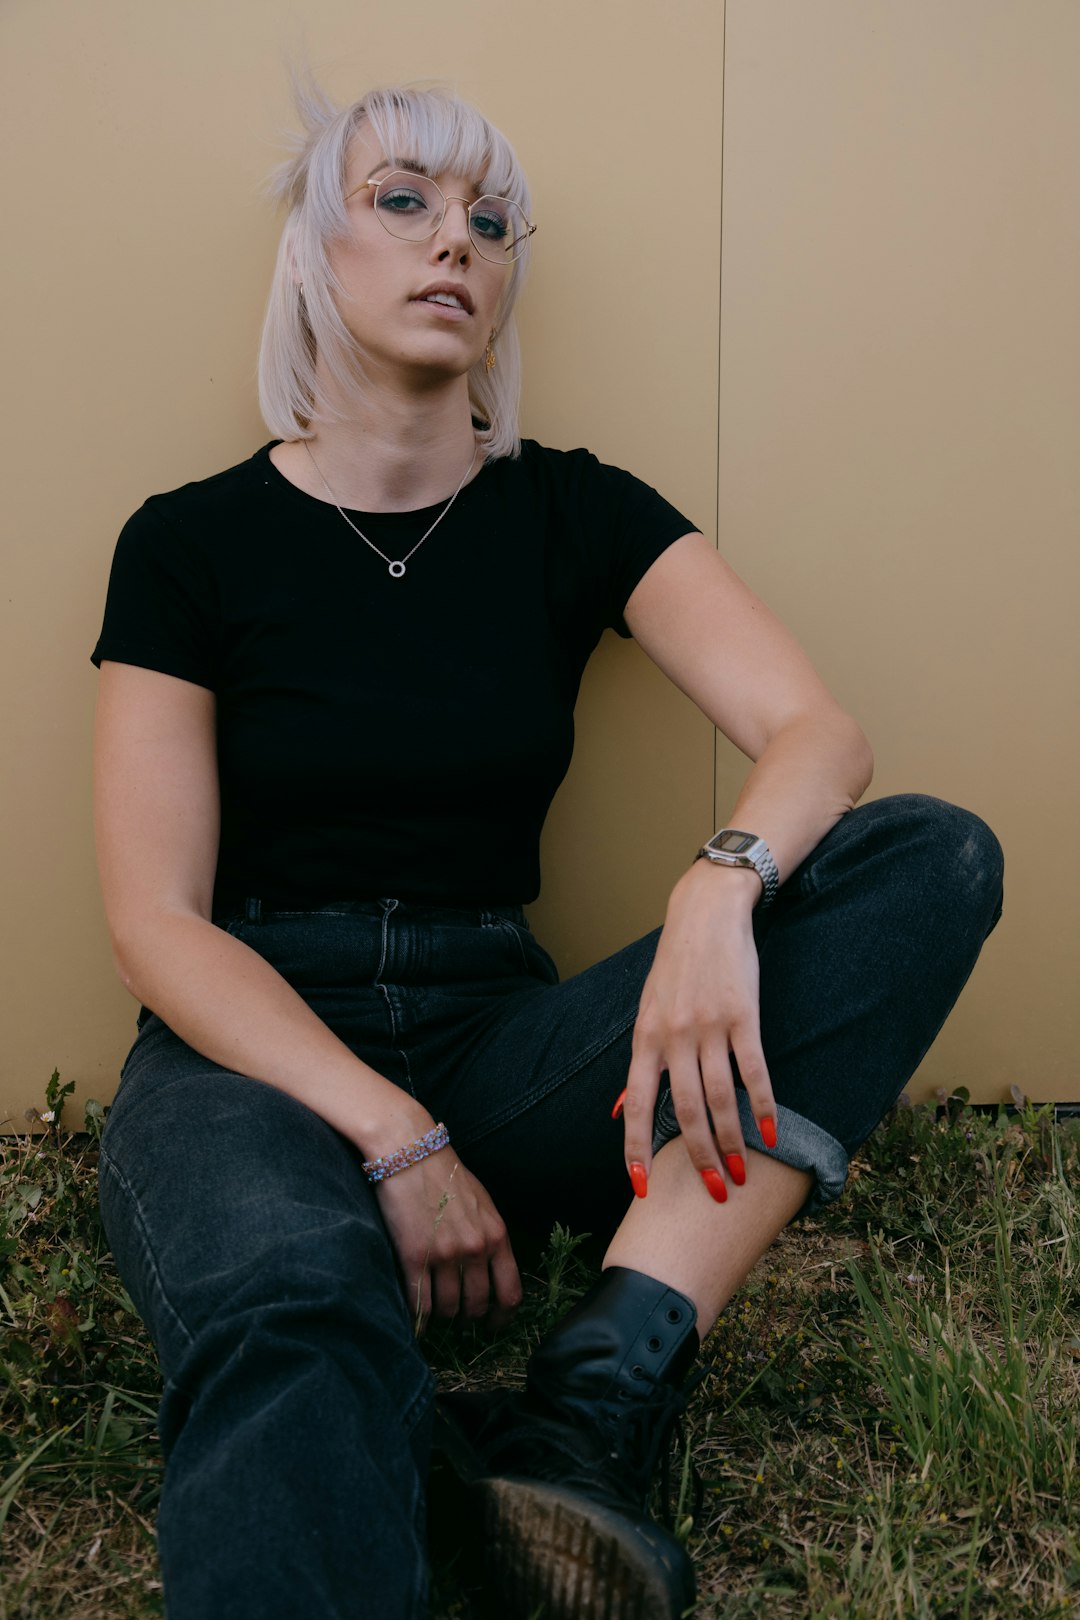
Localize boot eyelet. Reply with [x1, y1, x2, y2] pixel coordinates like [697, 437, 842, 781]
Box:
[631, 1364, 646, 1379]
[647, 1335, 663, 1352]
[617, 1389, 631, 1401]
[666, 1308, 682, 1324]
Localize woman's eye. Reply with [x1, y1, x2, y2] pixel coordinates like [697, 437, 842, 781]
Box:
[379, 188, 428, 213]
[471, 210, 508, 240]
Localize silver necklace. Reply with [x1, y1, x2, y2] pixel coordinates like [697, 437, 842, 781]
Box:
[302, 439, 477, 579]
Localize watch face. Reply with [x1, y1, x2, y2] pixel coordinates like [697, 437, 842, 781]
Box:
[712, 830, 757, 855]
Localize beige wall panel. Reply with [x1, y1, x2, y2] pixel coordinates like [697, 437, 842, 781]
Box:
[517, 7, 723, 970]
[719, 2, 1079, 1101]
[1, 0, 722, 1122]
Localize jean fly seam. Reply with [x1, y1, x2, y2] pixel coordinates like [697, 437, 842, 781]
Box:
[373, 899, 416, 1098]
[495, 917, 531, 976]
[99, 1147, 195, 1352]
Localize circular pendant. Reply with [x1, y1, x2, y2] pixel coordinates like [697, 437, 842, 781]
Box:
[388, 561, 406, 579]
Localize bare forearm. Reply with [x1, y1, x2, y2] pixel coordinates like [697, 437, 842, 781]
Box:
[662, 709, 871, 949]
[722, 709, 872, 883]
[111, 912, 431, 1157]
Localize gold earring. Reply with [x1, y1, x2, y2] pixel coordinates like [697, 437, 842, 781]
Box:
[485, 330, 497, 372]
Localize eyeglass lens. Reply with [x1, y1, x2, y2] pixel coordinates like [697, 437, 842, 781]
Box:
[374, 172, 530, 262]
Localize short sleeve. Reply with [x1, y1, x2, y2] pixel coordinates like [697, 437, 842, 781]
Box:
[558, 452, 697, 640]
[90, 503, 219, 689]
[591, 461, 698, 637]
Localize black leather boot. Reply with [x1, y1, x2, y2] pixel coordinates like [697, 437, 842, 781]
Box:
[432, 1266, 700, 1620]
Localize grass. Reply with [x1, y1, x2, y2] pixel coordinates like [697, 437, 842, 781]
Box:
[2, 1075, 1078, 1619]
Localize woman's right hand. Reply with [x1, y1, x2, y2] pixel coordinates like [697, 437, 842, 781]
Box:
[374, 1142, 522, 1334]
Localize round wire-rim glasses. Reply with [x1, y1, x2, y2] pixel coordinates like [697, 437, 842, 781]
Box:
[346, 169, 537, 264]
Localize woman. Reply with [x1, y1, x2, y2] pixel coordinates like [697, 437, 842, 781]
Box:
[91, 83, 1002, 1620]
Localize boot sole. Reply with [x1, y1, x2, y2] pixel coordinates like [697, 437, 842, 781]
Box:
[457, 1473, 695, 1620]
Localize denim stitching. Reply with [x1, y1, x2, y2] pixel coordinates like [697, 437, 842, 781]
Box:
[494, 917, 531, 976]
[266, 909, 355, 918]
[385, 985, 416, 1097]
[400, 1368, 437, 1434]
[510, 918, 559, 980]
[99, 1147, 195, 1350]
[372, 900, 416, 1098]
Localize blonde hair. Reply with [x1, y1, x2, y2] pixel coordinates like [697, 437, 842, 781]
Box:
[258, 80, 532, 461]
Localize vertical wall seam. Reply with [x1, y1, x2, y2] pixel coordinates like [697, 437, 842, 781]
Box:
[713, 0, 727, 831]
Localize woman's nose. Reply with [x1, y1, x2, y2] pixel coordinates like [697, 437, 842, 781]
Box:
[430, 198, 472, 264]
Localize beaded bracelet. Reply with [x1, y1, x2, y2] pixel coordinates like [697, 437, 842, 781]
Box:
[362, 1122, 450, 1184]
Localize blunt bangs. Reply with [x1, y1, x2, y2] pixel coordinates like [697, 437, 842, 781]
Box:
[258, 80, 532, 461]
[362, 91, 529, 219]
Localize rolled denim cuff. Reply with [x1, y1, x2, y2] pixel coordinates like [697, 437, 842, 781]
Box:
[651, 1089, 848, 1217]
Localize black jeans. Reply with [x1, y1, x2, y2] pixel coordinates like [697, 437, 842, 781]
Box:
[98, 794, 1003, 1619]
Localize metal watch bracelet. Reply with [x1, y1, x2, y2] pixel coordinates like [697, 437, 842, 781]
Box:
[695, 829, 780, 908]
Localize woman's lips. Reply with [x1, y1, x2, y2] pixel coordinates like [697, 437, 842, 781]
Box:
[412, 296, 472, 321]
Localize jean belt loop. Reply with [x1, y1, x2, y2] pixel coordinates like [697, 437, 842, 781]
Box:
[244, 897, 263, 927]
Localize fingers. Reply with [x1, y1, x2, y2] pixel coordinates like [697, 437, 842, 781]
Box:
[408, 1262, 433, 1335]
[391, 1159, 520, 1332]
[457, 1223, 516, 1323]
[427, 1247, 519, 1329]
[666, 1040, 730, 1200]
[679, 1017, 778, 1198]
[728, 1017, 777, 1152]
[488, 1241, 523, 1332]
[621, 1044, 662, 1194]
[427, 1237, 496, 1325]
[621, 1005, 777, 1204]
[431, 1256, 467, 1322]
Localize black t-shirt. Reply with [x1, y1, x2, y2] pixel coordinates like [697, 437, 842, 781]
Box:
[91, 440, 695, 906]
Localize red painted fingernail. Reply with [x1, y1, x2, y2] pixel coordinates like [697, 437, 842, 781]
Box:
[629, 1161, 648, 1199]
[760, 1115, 777, 1149]
[725, 1153, 746, 1186]
[701, 1168, 728, 1204]
[611, 1088, 627, 1121]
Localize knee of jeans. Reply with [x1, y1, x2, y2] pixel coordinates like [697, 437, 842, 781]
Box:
[912, 796, 1003, 928]
[864, 794, 1004, 932]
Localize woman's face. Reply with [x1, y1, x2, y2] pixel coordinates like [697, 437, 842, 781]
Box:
[327, 126, 511, 388]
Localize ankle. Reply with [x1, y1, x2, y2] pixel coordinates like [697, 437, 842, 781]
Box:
[527, 1265, 699, 1413]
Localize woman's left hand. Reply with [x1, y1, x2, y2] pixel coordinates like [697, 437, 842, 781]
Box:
[619, 861, 777, 1202]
